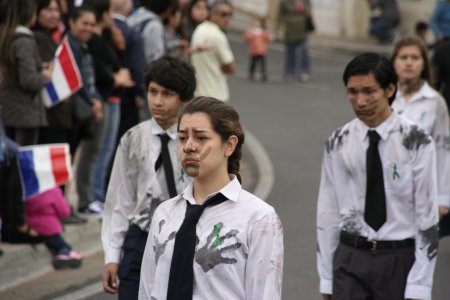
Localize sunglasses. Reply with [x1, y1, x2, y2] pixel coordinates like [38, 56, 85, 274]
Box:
[218, 11, 233, 18]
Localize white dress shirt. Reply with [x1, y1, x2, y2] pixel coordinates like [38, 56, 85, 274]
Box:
[317, 113, 439, 300]
[139, 176, 284, 300]
[392, 81, 450, 207]
[102, 119, 191, 264]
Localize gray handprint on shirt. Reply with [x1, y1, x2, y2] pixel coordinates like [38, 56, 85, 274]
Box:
[195, 222, 242, 272]
[153, 220, 176, 265]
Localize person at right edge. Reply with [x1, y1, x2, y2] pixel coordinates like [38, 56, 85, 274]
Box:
[317, 53, 439, 300]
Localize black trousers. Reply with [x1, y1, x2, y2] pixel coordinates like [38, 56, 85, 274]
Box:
[0, 156, 25, 241]
[249, 55, 267, 79]
[45, 234, 72, 255]
[117, 224, 148, 300]
[333, 243, 415, 300]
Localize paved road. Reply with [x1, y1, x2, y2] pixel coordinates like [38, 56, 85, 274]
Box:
[4, 37, 450, 300]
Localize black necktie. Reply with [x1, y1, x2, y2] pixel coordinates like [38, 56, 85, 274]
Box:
[155, 133, 177, 198]
[167, 193, 228, 300]
[364, 130, 387, 231]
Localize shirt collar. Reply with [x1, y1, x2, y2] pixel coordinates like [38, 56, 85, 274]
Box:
[150, 118, 178, 140]
[180, 175, 241, 205]
[395, 81, 437, 104]
[356, 111, 398, 142]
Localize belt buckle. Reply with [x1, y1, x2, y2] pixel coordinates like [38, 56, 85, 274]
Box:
[370, 240, 377, 252]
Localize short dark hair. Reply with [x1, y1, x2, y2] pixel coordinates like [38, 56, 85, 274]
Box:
[415, 21, 428, 33]
[141, 0, 175, 15]
[85, 0, 111, 23]
[343, 52, 398, 104]
[143, 56, 196, 101]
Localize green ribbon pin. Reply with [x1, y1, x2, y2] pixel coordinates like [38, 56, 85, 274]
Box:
[392, 163, 400, 180]
[212, 224, 221, 247]
[178, 169, 186, 182]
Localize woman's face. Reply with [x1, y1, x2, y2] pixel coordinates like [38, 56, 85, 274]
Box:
[69, 11, 96, 43]
[394, 45, 424, 82]
[178, 112, 232, 180]
[37, 0, 61, 31]
[191, 0, 208, 24]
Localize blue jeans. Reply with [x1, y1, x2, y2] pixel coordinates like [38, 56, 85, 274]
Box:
[92, 101, 120, 202]
[284, 39, 310, 79]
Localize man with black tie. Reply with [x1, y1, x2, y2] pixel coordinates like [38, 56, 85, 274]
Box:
[101, 56, 196, 299]
[317, 53, 439, 300]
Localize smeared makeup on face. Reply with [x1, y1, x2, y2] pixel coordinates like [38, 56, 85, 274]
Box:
[199, 146, 211, 161]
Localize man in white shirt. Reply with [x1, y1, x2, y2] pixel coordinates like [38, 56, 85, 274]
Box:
[191, 1, 235, 101]
[317, 53, 439, 300]
[101, 56, 196, 299]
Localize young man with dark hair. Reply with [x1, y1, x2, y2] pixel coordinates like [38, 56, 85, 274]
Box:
[317, 53, 439, 300]
[101, 56, 196, 300]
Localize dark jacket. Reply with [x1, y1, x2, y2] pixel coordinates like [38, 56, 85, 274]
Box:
[0, 30, 48, 128]
[278, 0, 312, 43]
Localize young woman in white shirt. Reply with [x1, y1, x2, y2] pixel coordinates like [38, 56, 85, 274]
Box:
[139, 96, 284, 300]
[391, 36, 450, 221]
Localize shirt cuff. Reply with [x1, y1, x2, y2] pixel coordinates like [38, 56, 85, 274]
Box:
[404, 284, 431, 300]
[104, 248, 122, 265]
[319, 279, 332, 295]
[437, 194, 449, 207]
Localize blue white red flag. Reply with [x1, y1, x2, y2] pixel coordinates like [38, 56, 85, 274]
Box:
[41, 37, 82, 107]
[17, 144, 72, 199]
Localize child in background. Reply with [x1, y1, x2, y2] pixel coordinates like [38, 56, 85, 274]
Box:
[243, 17, 273, 81]
[25, 187, 83, 269]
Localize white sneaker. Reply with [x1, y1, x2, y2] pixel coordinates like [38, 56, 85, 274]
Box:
[88, 200, 104, 214]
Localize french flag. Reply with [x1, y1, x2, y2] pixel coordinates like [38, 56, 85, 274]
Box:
[41, 37, 82, 108]
[17, 144, 72, 199]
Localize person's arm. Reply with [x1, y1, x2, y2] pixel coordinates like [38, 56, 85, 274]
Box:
[51, 188, 71, 219]
[244, 211, 283, 300]
[216, 35, 235, 75]
[429, 2, 445, 41]
[101, 133, 137, 293]
[431, 96, 450, 216]
[404, 134, 439, 300]
[317, 147, 340, 298]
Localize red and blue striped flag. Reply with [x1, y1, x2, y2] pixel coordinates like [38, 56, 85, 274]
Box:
[41, 37, 82, 107]
[17, 144, 72, 199]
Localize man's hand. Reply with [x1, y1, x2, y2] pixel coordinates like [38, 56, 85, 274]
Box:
[322, 294, 332, 300]
[439, 205, 449, 218]
[91, 99, 104, 122]
[102, 263, 119, 294]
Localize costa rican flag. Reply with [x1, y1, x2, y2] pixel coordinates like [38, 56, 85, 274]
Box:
[17, 144, 72, 199]
[41, 37, 82, 107]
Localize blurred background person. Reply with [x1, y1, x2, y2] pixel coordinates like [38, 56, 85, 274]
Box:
[191, 0, 235, 102]
[429, 0, 450, 44]
[243, 17, 273, 82]
[390, 36, 450, 228]
[164, 2, 189, 61]
[25, 187, 83, 269]
[180, 0, 209, 42]
[277, 0, 313, 83]
[367, 0, 400, 44]
[86, 0, 135, 214]
[0, 0, 52, 146]
[111, 0, 147, 140]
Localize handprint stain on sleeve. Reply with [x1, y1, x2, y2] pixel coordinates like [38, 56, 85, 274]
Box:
[153, 219, 176, 265]
[195, 222, 242, 272]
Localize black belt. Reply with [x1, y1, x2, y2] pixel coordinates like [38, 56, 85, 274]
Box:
[340, 231, 414, 252]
